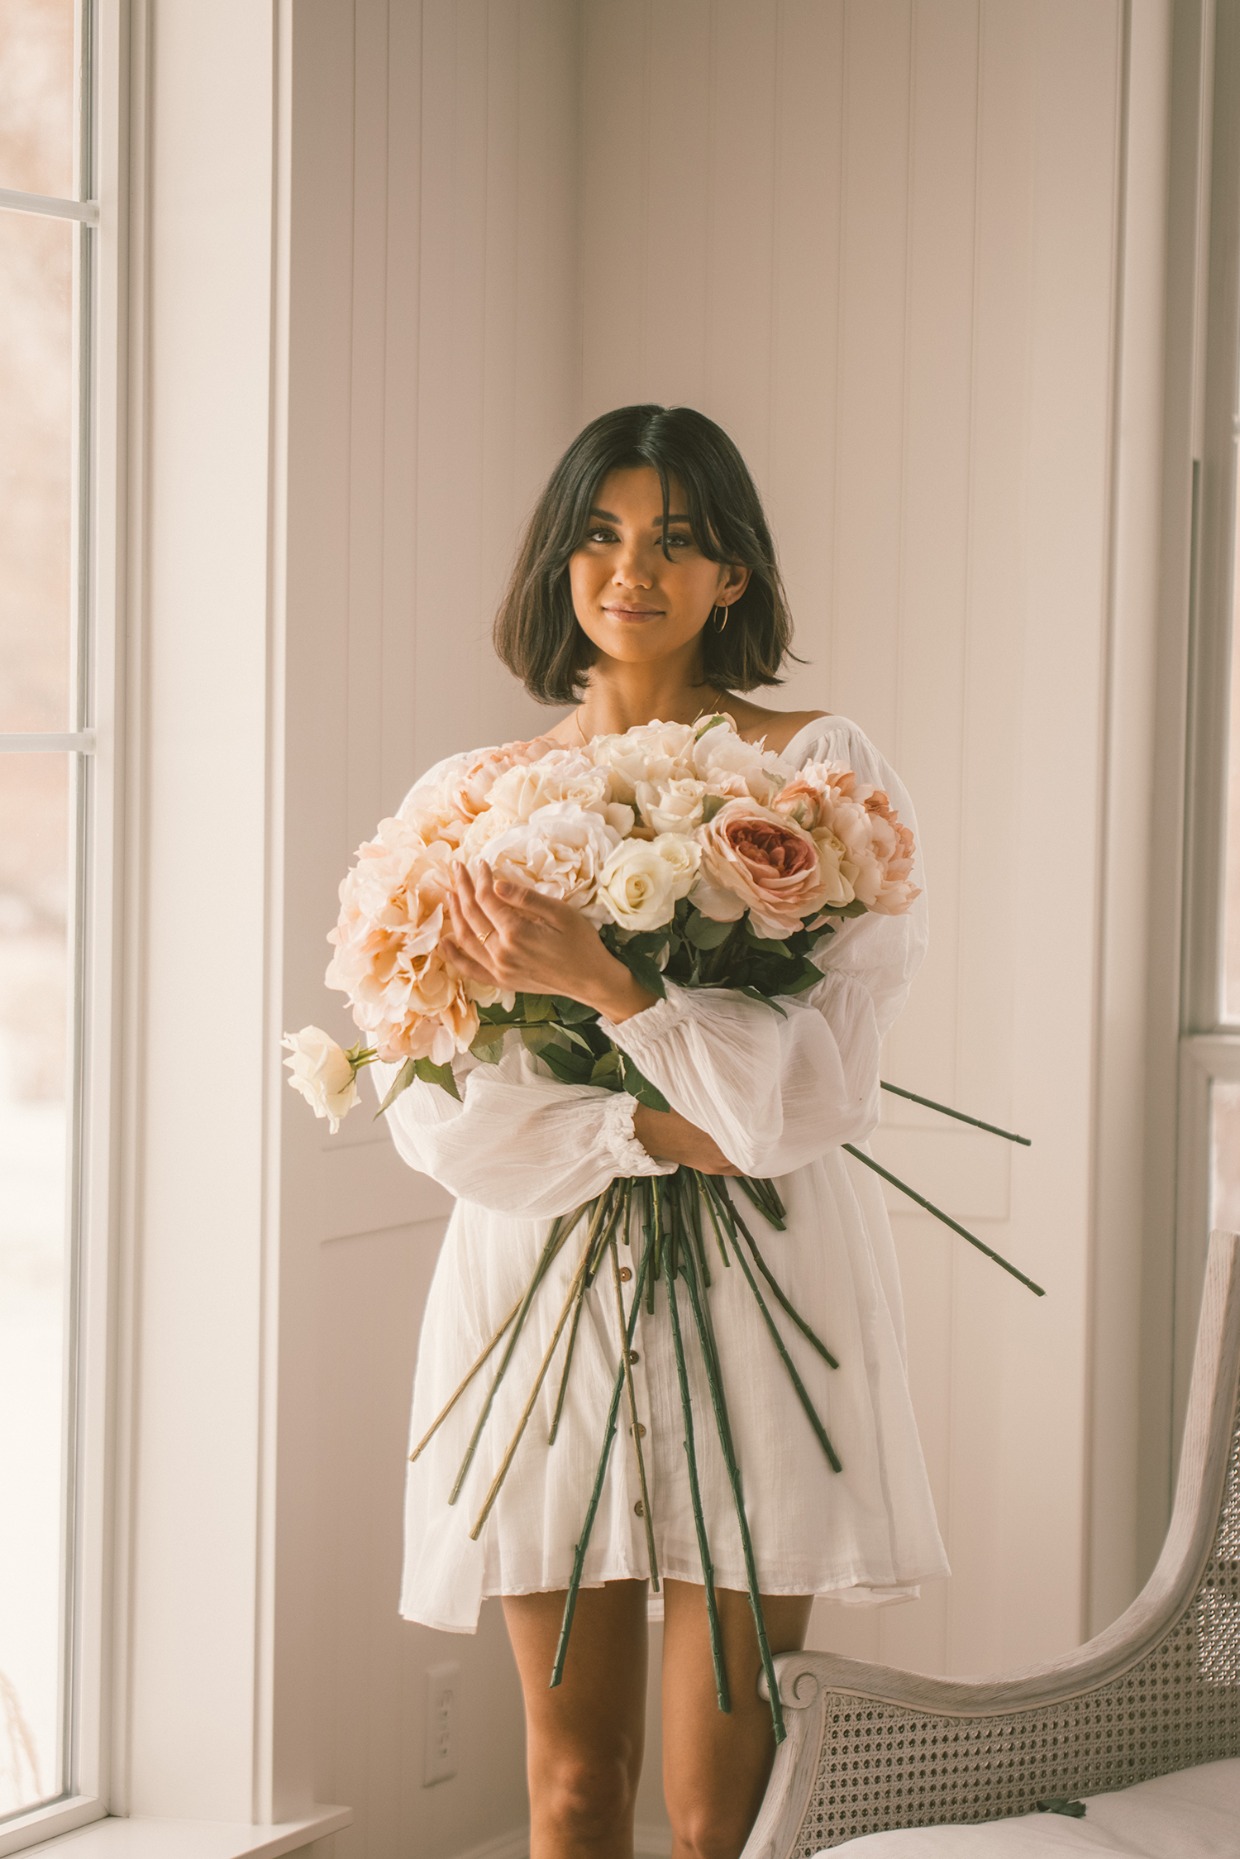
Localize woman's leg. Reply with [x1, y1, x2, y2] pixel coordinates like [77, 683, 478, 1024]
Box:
[503, 1579, 649, 1859]
[661, 1580, 812, 1859]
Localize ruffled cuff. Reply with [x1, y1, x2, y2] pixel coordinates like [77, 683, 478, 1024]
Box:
[600, 1086, 679, 1179]
[595, 983, 691, 1057]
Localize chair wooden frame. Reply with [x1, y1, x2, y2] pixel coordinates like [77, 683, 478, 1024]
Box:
[742, 1229, 1240, 1855]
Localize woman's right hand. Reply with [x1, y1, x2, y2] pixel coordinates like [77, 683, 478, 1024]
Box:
[631, 1102, 744, 1176]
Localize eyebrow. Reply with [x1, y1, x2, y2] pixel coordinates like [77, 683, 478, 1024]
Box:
[588, 507, 692, 525]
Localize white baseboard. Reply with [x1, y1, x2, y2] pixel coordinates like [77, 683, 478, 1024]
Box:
[449, 1820, 670, 1859]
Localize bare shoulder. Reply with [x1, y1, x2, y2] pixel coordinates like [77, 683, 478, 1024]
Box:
[725, 700, 833, 755]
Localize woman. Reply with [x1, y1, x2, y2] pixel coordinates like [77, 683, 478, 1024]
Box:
[372, 404, 948, 1859]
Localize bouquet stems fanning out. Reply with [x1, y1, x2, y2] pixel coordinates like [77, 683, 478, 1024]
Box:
[284, 712, 1042, 1740]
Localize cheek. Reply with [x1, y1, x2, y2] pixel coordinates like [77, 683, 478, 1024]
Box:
[567, 552, 603, 621]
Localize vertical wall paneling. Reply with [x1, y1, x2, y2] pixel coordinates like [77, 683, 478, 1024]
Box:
[283, 4, 582, 1854]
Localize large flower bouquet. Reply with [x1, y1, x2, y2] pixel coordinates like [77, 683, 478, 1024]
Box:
[284, 713, 1038, 1740]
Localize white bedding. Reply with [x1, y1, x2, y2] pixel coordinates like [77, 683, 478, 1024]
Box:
[826, 1757, 1240, 1855]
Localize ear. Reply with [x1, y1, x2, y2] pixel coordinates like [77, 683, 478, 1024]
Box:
[719, 562, 750, 602]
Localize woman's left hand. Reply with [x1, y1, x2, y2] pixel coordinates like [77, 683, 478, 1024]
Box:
[443, 860, 657, 1023]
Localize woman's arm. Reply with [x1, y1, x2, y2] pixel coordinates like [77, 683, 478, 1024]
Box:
[596, 720, 928, 1179]
[372, 1049, 679, 1219]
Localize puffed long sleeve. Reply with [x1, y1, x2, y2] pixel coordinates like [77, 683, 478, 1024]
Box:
[594, 718, 928, 1179]
[372, 1046, 678, 1218]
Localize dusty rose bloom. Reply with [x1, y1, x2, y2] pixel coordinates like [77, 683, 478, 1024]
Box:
[691, 799, 832, 940]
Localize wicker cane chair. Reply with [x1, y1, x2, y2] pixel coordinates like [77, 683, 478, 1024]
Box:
[742, 1227, 1240, 1856]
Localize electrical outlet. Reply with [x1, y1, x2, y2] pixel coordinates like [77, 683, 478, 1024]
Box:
[423, 1661, 459, 1786]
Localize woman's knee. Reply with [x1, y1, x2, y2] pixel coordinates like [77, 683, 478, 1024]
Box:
[666, 1799, 756, 1859]
[535, 1744, 638, 1842]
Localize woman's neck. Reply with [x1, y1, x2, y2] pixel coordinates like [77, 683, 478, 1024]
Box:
[573, 666, 728, 738]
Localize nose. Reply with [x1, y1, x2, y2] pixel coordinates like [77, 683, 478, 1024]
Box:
[612, 538, 655, 588]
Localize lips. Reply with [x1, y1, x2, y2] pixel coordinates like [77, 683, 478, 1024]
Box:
[605, 604, 663, 617]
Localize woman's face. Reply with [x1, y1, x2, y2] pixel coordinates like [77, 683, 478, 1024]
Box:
[567, 465, 749, 673]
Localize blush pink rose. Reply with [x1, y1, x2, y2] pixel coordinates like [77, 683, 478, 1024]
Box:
[326, 818, 481, 1065]
[438, 739, 545, 824]
[691, 799, 833, 940]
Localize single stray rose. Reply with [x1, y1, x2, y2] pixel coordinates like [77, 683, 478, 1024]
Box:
[692, 799, 832, 940]
[282, 1026, 360, 1132]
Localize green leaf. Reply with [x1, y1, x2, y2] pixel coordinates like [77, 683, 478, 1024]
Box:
[700, 793, 728, 823]
[413, 1055, 461, 1100]
[694, 713, 728, 740]
[536, 1043, 594, 1086]
[589, 1050, 621, 1086]
[616, 944, 667, 1000]
[684, 908, 735, 950]
[734, 985, 787, 1017]
[557, 1023, 597, 1055]
[374, 1057, 415, 1115]
[468, 1022, 509, 1048]
[549, 994, 599, 1024]
[619, 1053, 670, 1110]
[782, 959, 825, 995]
[521, 993, 555, 1022]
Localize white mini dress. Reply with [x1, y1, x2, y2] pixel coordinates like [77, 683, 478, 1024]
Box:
[371, 713, 950, 1632]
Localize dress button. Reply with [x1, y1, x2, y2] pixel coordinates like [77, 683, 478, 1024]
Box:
[628, 1350, 640, 1365]
[634, 1500, 645, 1517]
[619, 1266, 633, 1283]
[630, 1422, 647, 1438]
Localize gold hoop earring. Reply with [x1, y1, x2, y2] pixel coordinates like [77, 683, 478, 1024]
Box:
[713, 602, 729, 632]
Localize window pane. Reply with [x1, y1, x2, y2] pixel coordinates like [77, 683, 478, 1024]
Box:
[0, 209, 74, 734]
[0, 1, 78, 200]
[0, 753, 72, 1820]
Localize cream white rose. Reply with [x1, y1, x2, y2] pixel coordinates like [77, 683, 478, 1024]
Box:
[690, 719, 788, 805]
[634, 774, 717, 835]
[597, 841, 676, 932]
[477, 800, 622, 923]
[651, 831, 701, 898]
[487, 749, 635, 838]
[281, 1026, 360, 1132]
[591, 720, 698, 803]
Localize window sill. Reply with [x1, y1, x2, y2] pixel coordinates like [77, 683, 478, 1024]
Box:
[21, 1806, 351, 1859]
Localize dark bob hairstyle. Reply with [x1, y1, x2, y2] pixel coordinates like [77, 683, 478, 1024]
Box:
[493, 403, 803, 704]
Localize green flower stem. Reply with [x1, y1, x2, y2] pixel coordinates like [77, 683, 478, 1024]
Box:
[697, 1168, 730, 1273]
[666, 1265, 730, 1714]
[408, 1292, 523, 1465]
[733, 1172, 787, 1230]
[449, 1197, 601, 1505]
[470, 1209, 608, 1539]
[880, 1080, 1032, 1146]
[703, 1179, 839, 1369]
[547, 1282, 586, 1446]
[843, 1143, 1046, 1297]
[610, 1234, 660, 1592]
[550, 1238, 654, 1691]
[678, 1234, 786, 1745]
[725, 1224, 843, 1473]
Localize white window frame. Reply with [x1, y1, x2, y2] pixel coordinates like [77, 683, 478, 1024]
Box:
[1176, 0, 1240, 1450]
[0, 0, 126, 1851]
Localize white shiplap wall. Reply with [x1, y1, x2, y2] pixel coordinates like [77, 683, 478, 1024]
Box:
[281, 2, 1171, 1852]
[283, 4, 581, 1854]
